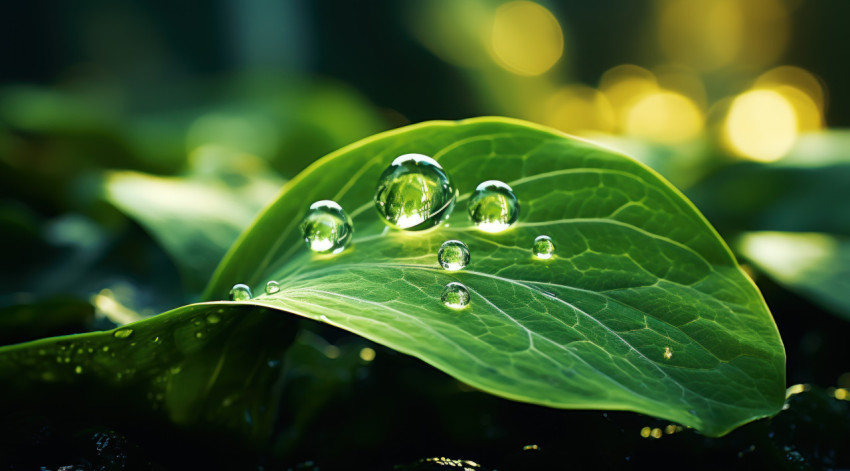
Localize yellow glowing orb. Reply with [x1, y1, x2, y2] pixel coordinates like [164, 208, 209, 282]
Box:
[724, 89, 797, 162]
[491, 1, 563, 76]
[624, 91, 704, 143]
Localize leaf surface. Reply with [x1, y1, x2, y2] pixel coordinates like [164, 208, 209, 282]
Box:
[203, 117, 785, 436]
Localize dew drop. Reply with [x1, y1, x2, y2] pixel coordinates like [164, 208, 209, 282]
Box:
[374, 154, 457, 230]
[664, 346, 673, 360]
[265, 280, 280, 295]
[75, 365, 83, 374]
[532, 235, 555, 259]
[438, 240, 470, 271]
[206, 313, 221, 324]
[195, 332, 204, 339]
[229, 283, 253, 301]
[467, 180, 519, 233]
[300, 200, 353, 254]
[441, 282, 470, 309]
[113, 328, 134, 339]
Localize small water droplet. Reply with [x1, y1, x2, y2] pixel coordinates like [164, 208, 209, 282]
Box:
[206, 313, 221, 324]
[441, 282, 470, 309]
[300, 200, 353, 254]
[102, 346, 110, 352]
[265, 280, 280, 295]
[374, 153, 457, 230]
[532, 235, 555, 259]
[113, 328, 134, 339]
[438, 240, 470, 271]
[229, 283, 253, 301]
[467, 180, 519, 233]
[195, 332, 204, 339]
[664, 346, 673, 360]
[75, 365, 83, 374]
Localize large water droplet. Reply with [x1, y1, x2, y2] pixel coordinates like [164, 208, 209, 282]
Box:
[438, 240, 470, 271]
[374, 154, 457, 230]
[265, 280, 280, 295]
[532, 235, 555, 259]
[113, 328, 134, 339]
[441, 282, 470, 309]
[300, 200, 353, 254]
[467, 180, 519, 233]
[229, 283, 253, 301]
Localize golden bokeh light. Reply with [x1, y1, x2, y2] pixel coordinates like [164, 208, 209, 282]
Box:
[724, 89, 797, 162]
[773, 85, 822, 132]
[657, 0, 789, 71]
[408, 0, 492, 68]
[359, 347, 376, 362]
[491, 1, 564, 76]
[654, 65, 707, 109]
[624, 91, 704, 143]
[544, 85, 615, 135]
[599, 65, 659, 131]
[756, 66, 826, 111]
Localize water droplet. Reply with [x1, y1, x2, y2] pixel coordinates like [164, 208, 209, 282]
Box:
[75, 365, 83, 374]
[374, 154, 457, 230]
[441, 282, 470, 309]
[467, 180, 519, 233]
[300, 200, 354, 254]
[438, 240, 470, 271]
[195, 332, 204, 339]
[113, 328, 134, 339]
[532, 235, 555, 259]
[229, 283, 253, 301]
[102, 346, 110, 352]
[265, 280, 280, 295]
[664, 346, 673, 360]
[206, 313, 221, 324]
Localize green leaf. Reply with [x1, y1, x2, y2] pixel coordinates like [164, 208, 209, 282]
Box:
[687, 132, 850, 237]
[0, 303, 296, 440]
[102, 150, 284, 293]
[738, 231, 850, 321]
[204, 117, 785, 436]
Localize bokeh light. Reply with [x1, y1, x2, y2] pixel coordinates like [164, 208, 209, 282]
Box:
[624, 91, 704, 143]
[544, 85, 615, 135]
[657, 0, 790, 71]
[724, 89, 797, 162]
[490, 1, 564, 76]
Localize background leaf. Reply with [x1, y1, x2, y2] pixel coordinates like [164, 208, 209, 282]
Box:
[738, 231, 850, 321]
[204, 117, 785, 436]
[101, 149, 284, 293]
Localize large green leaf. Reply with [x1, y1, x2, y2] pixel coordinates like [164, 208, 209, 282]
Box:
[202, 117, 785, 436]
[738, 231, 850, 321]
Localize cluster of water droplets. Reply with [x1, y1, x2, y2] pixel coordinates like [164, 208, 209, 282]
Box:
[228, 152, 560, 309]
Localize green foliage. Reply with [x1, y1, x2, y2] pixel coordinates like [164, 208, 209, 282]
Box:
[0, 303, 296, 440]
[203, 117, 785, 436]
[738, 231, 850, 321]
[0, 117, 786, 439]
[101, 150, 284, 293]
